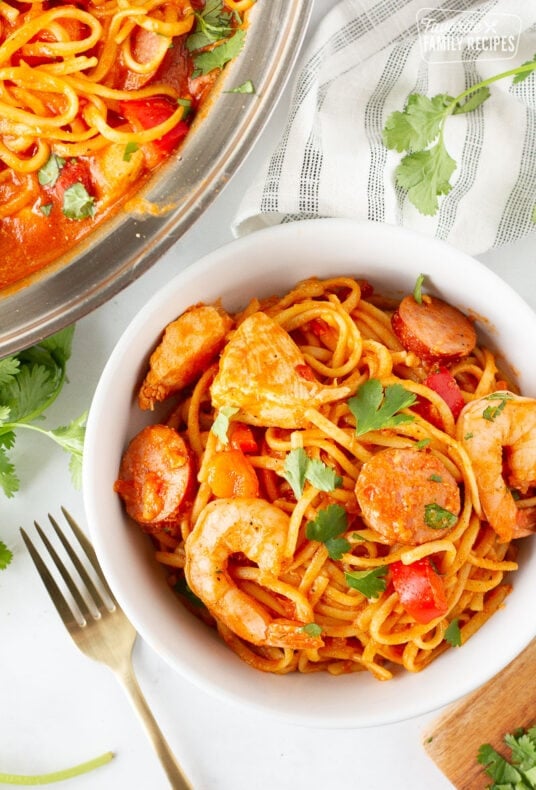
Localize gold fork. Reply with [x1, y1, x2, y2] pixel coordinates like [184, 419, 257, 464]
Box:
[20, 507, 193, 790]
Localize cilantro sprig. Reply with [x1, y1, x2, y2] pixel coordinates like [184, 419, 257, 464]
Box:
[348, 379, 416, 436]
[383, 55, 536, 216]
[0, 540, 12, 570]
[0, 752, 114, 786]
[283, 447, 342, 499]
[187, 0, 246, 77]
[0, 327, 86, 497]
[345, 567, 387, 599]
[478, 724, 536, 789]
[305, 504, 350, 560]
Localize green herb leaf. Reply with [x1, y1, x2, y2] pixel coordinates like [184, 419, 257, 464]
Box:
[40, 202, 53, 216]
[0, 328, 85, 496]
[444, 618, 462, 647]
[62, 182, 95, 220]
[300, 622, 323, 637]
[193, 28, 246, 76]
[512, 56, 536, 84]
[123, 141, 139, 162]
[452, 85, 491, 115]
[424, 503, 457, 530]
[38, 153, 66, 187]
[413, 273, 425, 304]
[177, 97, 193, 119]
[382, 93, 452, 153]
[211, 406, 239, 444]
[482, 393, 513, 422]
[305, 504, 350, 560]
[348, 378, 416, 436]
[0, 539, 13, 570]
[226, 79, 255, 94]
[477, 743, 527, 787]
[283, 448, 341, 499]
[345, 567, 388, 599]
[187, 0, 234, 51]
[395, 140, 456, 216]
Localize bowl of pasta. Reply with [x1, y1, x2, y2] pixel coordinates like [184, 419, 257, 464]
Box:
[83, 218, 536, 727]
[0, 0, 312, 356]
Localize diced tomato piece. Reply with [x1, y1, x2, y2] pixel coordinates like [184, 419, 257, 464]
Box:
[206, 449, 259, 499]
[229, 422, 258, 454]
[119, 97, 189, 162]
[55, 159, 92, 195]
[295, 363, 316, 381]
[390, 557, 448, 625]
[424, 367, 465, 419]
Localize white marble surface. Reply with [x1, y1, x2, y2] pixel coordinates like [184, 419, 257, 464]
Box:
[1, 2, 535, 788]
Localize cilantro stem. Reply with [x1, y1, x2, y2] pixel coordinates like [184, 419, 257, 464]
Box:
[0, 752, 114, 785]
[446, 59, 536, 115]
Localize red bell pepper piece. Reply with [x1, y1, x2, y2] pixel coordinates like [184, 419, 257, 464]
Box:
[424, 366, 465, 419]
[119, 97, 189, 161]
[229, 422, 258, 454]
[390, 557, 448, 625]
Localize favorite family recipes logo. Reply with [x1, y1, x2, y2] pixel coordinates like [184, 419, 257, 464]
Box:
[417, 8, 522, 63]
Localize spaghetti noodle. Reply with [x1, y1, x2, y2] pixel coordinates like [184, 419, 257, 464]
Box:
[0, 0, 254, 286]
[115, 275, 536, 680]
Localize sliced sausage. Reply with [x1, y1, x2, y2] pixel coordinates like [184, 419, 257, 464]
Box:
[392, 294, 476, 364]
[114, 424, 194, 534]
[355, 447, 461, 545]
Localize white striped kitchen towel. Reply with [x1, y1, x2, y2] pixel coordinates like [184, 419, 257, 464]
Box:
[233, 0, 536, 255]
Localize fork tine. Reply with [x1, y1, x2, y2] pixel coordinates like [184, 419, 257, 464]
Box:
[60, 507, 116, 604]
[49, 512, 111, 612]
[32, 520, 93, 623]
[20, 527, 79, 626]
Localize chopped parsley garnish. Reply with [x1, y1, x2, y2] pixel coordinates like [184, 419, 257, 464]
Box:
[0, 326, 86, 497]
[283, 447, 342, 499]
[38, 154, 66, 187]
[192, 28, 246, 76]
[300, 623, 323, 637]
[40, 202, 53, 216]
[444, 618, 462, 647]
[177, 97, 193, 119]
[348, 378, 416, 436]
[478, 724, 536, 789]
[305, 504, 350, 560]
[483, 392, 513, 422]
[226, 79, 255, 94]
[211, 406, 239, 444]
[429, 474, 443, 483]
[345, 567, 388, 599]
[187, 0, 234, 51]
[123, 141, 139, 162]
[62, 182, 95, 220]
[424, 503, 458, 530]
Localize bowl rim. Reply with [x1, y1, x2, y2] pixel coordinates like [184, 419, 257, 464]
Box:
[83, 218, 536, 728]
[0, 0, 314, 357]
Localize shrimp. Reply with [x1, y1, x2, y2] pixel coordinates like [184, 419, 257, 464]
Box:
[210, 311, 350, 429]
[139, 303, 233, 410]
[457, 392, 536, 542]
[184, 498, 324, 650]
[355, 447, 461, 545]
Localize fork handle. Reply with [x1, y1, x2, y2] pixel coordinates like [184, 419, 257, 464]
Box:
[116, 664, 193, 789]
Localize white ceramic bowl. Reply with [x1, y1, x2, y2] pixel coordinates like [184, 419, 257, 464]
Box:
[83, 218, 536, 728]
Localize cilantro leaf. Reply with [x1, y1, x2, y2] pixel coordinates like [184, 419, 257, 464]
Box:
[444, 618, 462, 647]
[62, 182, 95, 220]
[512, 56, 536, 84]
[413, 273, 425, 304]
[305, 504, 350, 560]
[38, 154, 66, 187]
[348, 379, 416, 436]
[395, 140, 456, 216]
[478, 725, 536, 789]
[0, 539, 12, 569]
[225, 79, 255, 94]
[193, 28, 246, 76]
[211, 406, 239, 444]
[382, 93, 452, 153]
[300, 623, 323, 637]
[424, 503, 458, 530]
[283, 448, 342, 499]
[187, 0, 234, 51]
[0, 328, 86, 496]
[345, 567, 387, 599]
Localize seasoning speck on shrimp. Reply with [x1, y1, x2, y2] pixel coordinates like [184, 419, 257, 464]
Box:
[458, 392, 536, 542]
[185, 498, 324, 650]
[139, 303, 233, 410]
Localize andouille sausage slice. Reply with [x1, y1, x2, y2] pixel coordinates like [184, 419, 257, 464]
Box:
[392, 295, 477, 364]
[114, 424, 194, 534]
